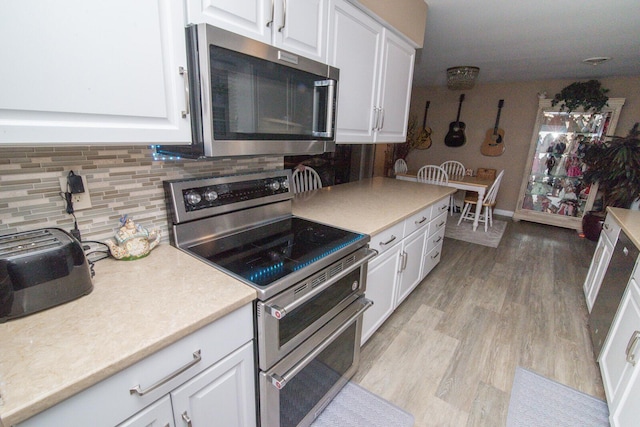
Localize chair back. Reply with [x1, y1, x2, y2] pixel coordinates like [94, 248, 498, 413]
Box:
[417, 165, 449, 185]
[440, 160, 466, 179]
[292, 166, 323, 193]
[394, 158, 408, 174]
[483, 170, 505, 206]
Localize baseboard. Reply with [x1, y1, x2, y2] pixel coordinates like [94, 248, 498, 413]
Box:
[494, 209, 514, 217]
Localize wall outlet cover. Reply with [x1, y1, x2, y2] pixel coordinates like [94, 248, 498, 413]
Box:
[59, 176, 92, 210]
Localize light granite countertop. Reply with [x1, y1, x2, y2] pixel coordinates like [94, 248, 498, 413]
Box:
[292, 176, 455, 235]
[0, 244, 256, 427]
[607, 207, 640, 249]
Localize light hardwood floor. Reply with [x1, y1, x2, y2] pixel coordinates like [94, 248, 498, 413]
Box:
[353, 217, 603, 427]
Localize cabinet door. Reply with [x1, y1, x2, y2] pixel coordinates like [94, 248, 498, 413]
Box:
[117, 396, 175, 427]
[362, 244, 401, 345]
[395, 228, 426, 307]
[274, 0, 328, 62]
[600, 279, 640, 414]
[187, 0, 272, 44]
[171, 342, 256, 427]
[374, 29, 415, 143]
[329, 0, 382, 143]
[0, 0, 191, 144]
[584, 234, 614, 312]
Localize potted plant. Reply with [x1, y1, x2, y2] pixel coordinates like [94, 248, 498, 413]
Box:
[551, 80, 609, 113]
[581, 123, 640, 240]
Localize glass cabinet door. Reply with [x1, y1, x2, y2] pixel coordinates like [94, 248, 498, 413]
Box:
[514, 98, 625, 231]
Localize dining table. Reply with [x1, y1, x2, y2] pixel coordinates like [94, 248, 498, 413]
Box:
[396, 171, 496, 231]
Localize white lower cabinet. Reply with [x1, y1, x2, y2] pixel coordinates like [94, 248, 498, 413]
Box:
[17, 304, 255, 427]
[600, 277, 640, 427]
[362, 198, 448, 345]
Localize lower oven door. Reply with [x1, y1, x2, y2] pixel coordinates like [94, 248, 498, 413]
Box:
[259, 296, 372, 427]
[256, 247, 375, 370]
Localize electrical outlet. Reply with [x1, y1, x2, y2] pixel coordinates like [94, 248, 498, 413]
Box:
[59, 176, 92, 211]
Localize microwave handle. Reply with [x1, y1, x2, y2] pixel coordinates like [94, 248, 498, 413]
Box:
[267, 297, 373, 390]
[312, 79, 336, 138]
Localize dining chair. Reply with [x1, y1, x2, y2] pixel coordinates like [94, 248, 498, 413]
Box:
[291, 166, 323, 194]
[394, 158, 408, 174]
[440, 161, 466, 215]
[457, 170, 505, 232]
[417, 165, 449, 185]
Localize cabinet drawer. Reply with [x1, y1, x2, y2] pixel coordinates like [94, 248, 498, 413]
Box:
[429, 211, 448, 237]
[602, 215, 622, 245]
[18, 304, 253, 427]
[404, 206, 431, 237]
[425, 226, 445, 254]
[369, 221, 404, 255]
[423, 242, 443, 278]
[430, 198, 449, 220]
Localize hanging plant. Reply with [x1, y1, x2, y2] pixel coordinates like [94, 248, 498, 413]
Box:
[551, 80, 609, 113]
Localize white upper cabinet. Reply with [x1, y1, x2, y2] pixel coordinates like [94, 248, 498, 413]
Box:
[329, 0, 415, 144]
[0, 0, 191, 144]
[187, 0, 329, 63]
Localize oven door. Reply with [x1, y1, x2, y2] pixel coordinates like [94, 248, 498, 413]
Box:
[259, 296, 372, 427]
[256, 248, 375, 370]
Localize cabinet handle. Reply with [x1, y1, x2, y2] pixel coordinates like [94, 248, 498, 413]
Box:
[398, 251, 408, 272]
[433, 236, 443, 244]
[440, 204, 448, 211]
[625, 330, 640, 366]
[379, 108, 385, 130]
[437, 221, 445, 228]
[266, 0, 275, 27]
[415, 217, 428, 225]
[603, 223, 610, 231]
[182, 411, 193, 427]
[431, 251, 440, 259]
[129, 350, 202, 396]
[372, 107, 380, 131]
[278, 0, 287, 32]
[379, 235, 397, 246]
[179, 67, 190, 119]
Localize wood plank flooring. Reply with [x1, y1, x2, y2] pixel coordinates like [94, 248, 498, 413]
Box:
[353, 217, 603, 427]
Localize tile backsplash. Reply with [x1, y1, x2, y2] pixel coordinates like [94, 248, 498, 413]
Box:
[0, 145, 282, 242]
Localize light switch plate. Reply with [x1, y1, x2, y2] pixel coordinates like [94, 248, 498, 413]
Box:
[59, 176, 92, 211]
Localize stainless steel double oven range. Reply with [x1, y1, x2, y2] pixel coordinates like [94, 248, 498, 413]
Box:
[164, 170, 374, 427]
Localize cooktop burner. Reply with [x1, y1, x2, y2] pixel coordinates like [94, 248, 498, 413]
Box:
[188, 217, 365, 287]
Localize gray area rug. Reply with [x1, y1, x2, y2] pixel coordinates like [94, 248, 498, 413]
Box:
[507, 367, 609, 427]
[311, 381, 414, 427]
[444, 213, 507, 248]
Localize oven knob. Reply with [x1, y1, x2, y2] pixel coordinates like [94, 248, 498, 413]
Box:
[185, 191, 202, 205]
[281, 179, 289, 190]
[352, 280, 359, 291]
[204, 189, 218, 202]
[268, 180, 280, 191]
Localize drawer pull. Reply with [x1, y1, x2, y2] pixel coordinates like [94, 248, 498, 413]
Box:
[380, 235, 397, 246]
[440, 204, 448, 211]
[433, 236, 443, 244]
[625, 331, 640, 366]
[437, 221, 445, 227]
[182, 412, 193, 427]
[129, 350, 202, 396]
[431, 251, 440, 259]
[603, 223, 610, 230]
[415, 217, 428, 225]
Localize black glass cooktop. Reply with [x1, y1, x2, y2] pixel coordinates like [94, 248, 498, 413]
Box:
[188, 217, 365, 288]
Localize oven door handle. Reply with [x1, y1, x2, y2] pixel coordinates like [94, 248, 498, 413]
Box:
[267, 297, 373, 390]
[264, 249, 376, 319]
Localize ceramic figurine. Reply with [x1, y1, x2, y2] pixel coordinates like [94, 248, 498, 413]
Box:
[105, 216, 160, 260]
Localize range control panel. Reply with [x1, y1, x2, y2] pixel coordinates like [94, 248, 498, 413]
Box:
[182, 175, 290, 212]
[164, 170, 293, 224]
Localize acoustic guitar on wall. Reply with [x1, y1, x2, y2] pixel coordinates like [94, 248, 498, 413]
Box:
[444, 94, 466, 147]
[481, 99, 505, 156]
[415, 100, 432, 149]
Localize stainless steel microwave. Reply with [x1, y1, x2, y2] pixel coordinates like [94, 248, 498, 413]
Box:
[155, 24, 339, 159]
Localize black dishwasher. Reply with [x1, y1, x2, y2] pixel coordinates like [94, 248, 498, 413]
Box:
[589, 230, 640, 359]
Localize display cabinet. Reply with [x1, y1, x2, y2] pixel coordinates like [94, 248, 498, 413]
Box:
[513, 98, 625, 231]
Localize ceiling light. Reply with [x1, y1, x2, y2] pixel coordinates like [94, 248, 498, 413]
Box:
[447, 66, 480, 90]
[583, 57, 612, 66]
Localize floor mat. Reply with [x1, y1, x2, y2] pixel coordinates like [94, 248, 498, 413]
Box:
[311, 381, 414, 427]
[506, 367, 609, 427]
[445, 213, 507, 248]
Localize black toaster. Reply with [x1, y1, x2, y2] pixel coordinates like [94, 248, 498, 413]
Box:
[0, 228, 93, 322]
